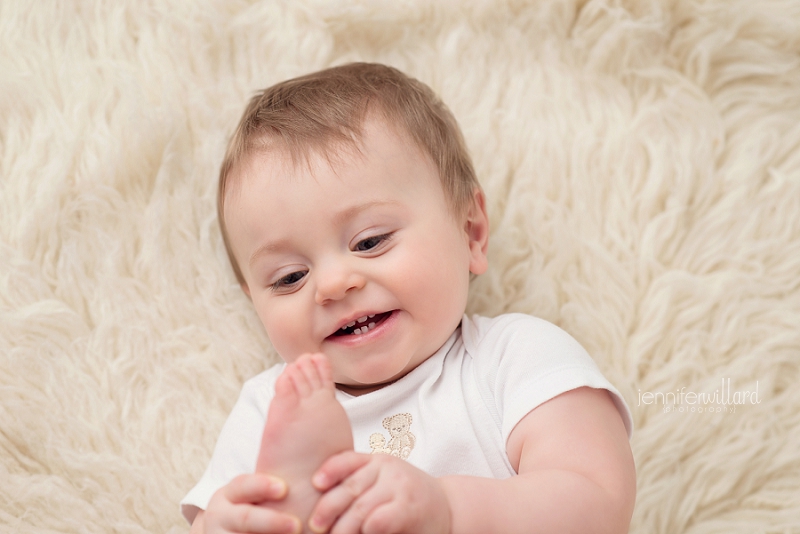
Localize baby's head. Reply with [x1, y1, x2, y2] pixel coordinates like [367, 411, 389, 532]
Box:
[218, 63, 489, 394]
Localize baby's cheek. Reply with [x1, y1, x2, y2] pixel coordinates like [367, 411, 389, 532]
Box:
[262, 310, 310, 360]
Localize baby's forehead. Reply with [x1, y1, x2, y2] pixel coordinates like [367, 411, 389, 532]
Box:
[235, 120, 437, 189]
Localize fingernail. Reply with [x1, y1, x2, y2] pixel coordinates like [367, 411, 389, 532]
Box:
[287, 517, 302, 534]
[312, 472, 327, 488]
[269, 477, 288, 497]
[309, 516, 326, 534]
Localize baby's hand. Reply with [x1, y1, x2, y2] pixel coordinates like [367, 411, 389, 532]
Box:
[308, 452, 451, 534]
[200, 473, 301, 534]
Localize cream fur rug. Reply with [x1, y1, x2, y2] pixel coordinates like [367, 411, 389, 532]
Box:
[2, 0, 799, 532]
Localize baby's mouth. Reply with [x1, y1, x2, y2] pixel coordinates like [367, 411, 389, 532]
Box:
[332, 311, 393, 337]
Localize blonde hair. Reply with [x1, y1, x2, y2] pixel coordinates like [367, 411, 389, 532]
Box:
[218, 62, 479, 285]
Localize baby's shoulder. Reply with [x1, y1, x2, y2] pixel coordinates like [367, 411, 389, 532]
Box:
[462, 313, 584, 355]
[238, 362, 286, 406]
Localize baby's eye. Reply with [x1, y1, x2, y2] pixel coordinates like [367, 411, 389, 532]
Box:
[271, 270, 307, 291]
[354, 233, 392, 252]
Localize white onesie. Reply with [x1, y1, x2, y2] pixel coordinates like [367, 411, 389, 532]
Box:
[181, 313, 633, 523]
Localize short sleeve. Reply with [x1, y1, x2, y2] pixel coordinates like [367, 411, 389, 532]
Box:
[462, 314, 633, 444]
[180, 365, 283, 524]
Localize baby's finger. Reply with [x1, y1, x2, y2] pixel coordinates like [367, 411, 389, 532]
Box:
[312, 450, 371, 491]
[221, 504, 301, 534]
[309, 461, 379, 533]
[361, 500, 407, 534]
[326, 483, 393, 534]
[225, 473, 288, 504]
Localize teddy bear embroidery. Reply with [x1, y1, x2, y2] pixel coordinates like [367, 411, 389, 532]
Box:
[369, 413, 416, 460]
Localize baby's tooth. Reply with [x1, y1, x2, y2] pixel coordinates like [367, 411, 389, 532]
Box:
[354, 327, 363, 334]
[357, 316, 368, 323]
[368, 322, 375, 329]
[368, 314, 375, 318]
[346, 321, 356, 328]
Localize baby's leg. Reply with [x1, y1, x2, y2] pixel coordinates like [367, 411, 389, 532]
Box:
[257, 353, 354, 533]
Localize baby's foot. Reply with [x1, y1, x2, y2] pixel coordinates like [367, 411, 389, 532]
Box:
[256, 353, 354, 532]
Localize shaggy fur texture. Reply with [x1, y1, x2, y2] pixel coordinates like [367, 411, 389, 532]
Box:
[2, 0, 799, 532]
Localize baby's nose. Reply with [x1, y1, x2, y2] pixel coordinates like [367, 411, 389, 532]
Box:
[314, 265, 366, 304]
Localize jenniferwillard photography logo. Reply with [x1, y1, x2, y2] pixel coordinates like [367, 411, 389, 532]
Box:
[638, 378, 761, 414]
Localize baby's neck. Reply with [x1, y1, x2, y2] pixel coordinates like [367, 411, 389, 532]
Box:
[335, 375, 404, 396]
[336, 361, 429, 395]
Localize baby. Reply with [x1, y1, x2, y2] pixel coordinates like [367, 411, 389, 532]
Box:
[182, 63, 636, 534]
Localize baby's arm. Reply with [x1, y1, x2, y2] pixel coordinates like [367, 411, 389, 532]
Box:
[310, 386, 635, 534]
[191, 474, 302, 534]
[441, 386, 635, 533]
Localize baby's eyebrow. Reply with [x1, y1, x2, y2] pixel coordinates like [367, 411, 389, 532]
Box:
[249, 239, 292, 267]
[248, 200, 401, 267]
[332, 199, 400, 226]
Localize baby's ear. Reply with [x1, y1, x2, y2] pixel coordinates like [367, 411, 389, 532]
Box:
[464, 188, 489, 275]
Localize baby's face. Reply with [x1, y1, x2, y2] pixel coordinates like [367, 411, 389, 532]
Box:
[224, 116, 487, 395]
